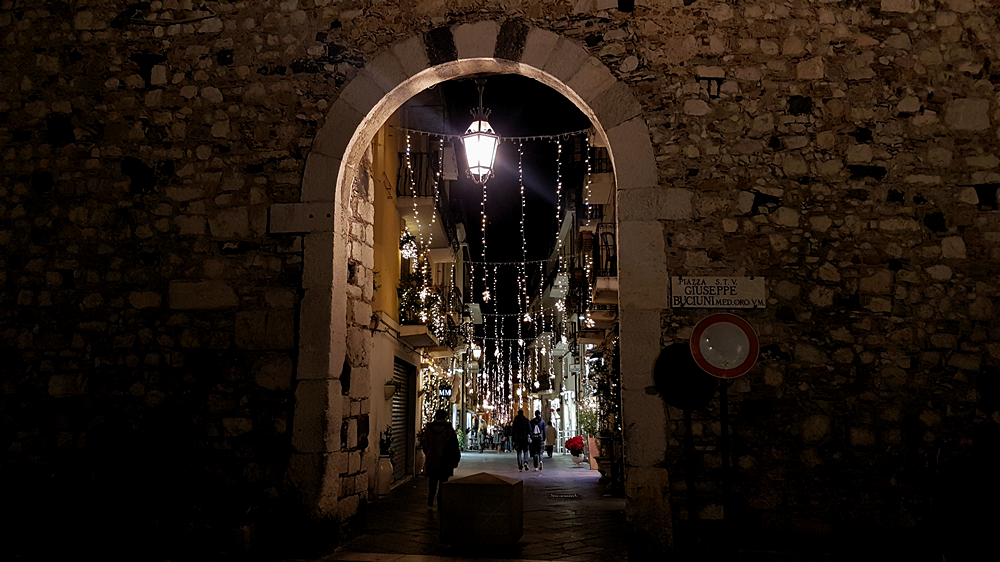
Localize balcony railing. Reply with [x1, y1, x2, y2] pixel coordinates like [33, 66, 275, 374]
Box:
[584, 204, 604, 221]
[594, 222, 617, 278]
[397, 152, 440, 198]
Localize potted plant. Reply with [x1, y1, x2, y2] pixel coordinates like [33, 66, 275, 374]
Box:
[376, 425, 394, 496]
[565, 435, 586, 466]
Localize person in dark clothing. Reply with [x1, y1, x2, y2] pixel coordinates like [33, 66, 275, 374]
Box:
[420, 409, 461, 508]
[529, 410, 546, 471]
[512, 409, 530, 471]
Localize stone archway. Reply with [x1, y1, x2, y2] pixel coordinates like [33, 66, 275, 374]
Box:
[270, 19, 670, 548]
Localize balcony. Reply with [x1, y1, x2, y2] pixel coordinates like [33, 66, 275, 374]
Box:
[588, 303, 618, 329]
[591, 222, 618, 305]
[396, 151, 452, 251]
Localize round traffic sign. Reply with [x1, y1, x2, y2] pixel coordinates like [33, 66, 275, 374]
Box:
[690, 313, 759, 379]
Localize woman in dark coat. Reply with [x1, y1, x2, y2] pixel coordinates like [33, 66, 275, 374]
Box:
[421, 409, 461, 508]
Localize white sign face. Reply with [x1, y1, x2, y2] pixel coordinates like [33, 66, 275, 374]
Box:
[670, 276, 766, 309]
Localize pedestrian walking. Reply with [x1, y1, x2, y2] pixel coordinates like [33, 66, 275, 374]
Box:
[529, 410, 546, 471]
[512, 409, 530, 471]
[545, 418, 556, 458]
[420, 409, 461, 509]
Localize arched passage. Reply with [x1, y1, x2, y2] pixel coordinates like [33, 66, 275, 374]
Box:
[271, 20, 670, 548]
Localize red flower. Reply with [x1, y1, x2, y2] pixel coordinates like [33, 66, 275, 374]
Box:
[565, 436, 584, 451]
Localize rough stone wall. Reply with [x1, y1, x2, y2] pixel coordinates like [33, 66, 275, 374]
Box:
[340, 153, 376, 518]
[2, 0, 999, 557]
[634, 0, 1000, 554]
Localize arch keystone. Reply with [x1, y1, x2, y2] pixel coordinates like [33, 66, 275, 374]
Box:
[454, 21, 499, 59]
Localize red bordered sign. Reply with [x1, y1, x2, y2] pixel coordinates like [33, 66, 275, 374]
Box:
[690, 313, 759, 379]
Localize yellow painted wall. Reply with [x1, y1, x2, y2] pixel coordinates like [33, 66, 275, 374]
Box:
[372, 114, 402, 323]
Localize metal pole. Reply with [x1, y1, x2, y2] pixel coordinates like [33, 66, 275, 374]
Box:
[720, 380, 730, 548]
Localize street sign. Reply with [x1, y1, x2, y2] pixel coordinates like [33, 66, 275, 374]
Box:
[690, 313, 759, 379]
[670, 276, 766, 309]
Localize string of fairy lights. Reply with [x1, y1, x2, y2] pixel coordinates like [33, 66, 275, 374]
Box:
[397, 125, 597, 426]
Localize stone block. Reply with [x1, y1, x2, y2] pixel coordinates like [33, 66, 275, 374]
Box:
[622, 390, 667, 466]
[881, 0, 919, 12]
[254, 354, 294, 391]
[796, 57, 825, 80]
[453, 21, 498, 59]
[303, 233, 336, 289]
[541, 37, 590, 84]
[948, 354, 981, 371]
[946, 98, 991, 131]
[340, 71, 387, 118]
[520, 27, 560, 71]
[314, 99, 364, 159]
[782, 155, 808, 178]
[209, 206, 250, 238]
[794, 342, 829, 364]
[175, 216, 206, 235]
[618, 187, 692, 221]
[129, 291, 162, 309]
[860, 270, 894, 294]
[618, 221, 668, 310]
[941, 236, 967, 259]
[390, 35, 431, 78]
[224, 417, 253, 436]
[269, 202, 336, 234]
[683, 100, 711, 116]
[624, 466, 673, 549]
[338, 493, 360, 521]
[589, 80, 643, 131]
[286, 452, 323, 510]
[440, 473, 523, 545]
[348, 366, 371, 399]
[969, 297, 994, 321]
[236, 310, 295, 350]
[48, 374, 86, 397]
[926, 264, 952, 281]
[168, 281, 237, 309]
[801, 414, 830, 442]
[298, 288, 335, 380]
[302, 153, 341, 203]
[607, 117, 657, 190]
[293, 378, 343, 453]
[566, 57, 616, 105]
[347, 418, 358, 449]
[365, 51, 408, 95]
[619, 308, 661, 390]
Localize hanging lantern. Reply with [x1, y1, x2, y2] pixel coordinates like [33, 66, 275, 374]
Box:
[462, 78, 500, 185]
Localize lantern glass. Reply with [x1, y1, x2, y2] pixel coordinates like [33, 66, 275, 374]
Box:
[462, 120, 499, 184]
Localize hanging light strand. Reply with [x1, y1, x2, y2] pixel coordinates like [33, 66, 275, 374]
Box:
[517, 141, 526, 360]
[480, 179, 490, 303]
[398, 126, 588, 143]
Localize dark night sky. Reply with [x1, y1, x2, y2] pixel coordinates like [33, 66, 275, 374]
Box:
[438, 75, 590, 327]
